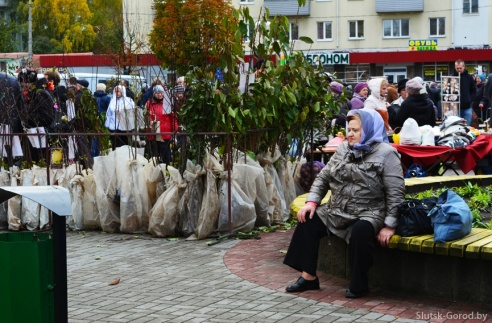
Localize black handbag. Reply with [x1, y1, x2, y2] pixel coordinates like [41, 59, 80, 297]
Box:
[395, 197, 437, 236]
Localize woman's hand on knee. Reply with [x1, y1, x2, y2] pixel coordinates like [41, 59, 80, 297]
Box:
[297, 204, 316, 223]
[377, 227, 395, 247]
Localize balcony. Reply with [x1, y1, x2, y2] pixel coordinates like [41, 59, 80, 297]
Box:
[375, 0, 423, 13]
[264, 0, 310, 17]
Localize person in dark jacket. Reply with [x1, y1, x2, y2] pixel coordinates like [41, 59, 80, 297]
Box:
[284, 109, 405, 298]
[0, 72, 25, 165]
[24, 78, 56, 164]
[452, 59, 476, 125]
[392, 78, 436, 131]
[94, 83, 111, 117]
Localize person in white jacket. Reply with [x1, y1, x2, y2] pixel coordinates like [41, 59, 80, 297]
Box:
[105, 85, 136, 148]
[364, 78, 391, 130]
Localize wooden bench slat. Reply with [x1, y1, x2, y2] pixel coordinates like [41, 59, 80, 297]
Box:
[389, 235, 401, 249]
[449, 229, 491, 257]
[397, 236, 415, 251]
[480, 241, 492, 260]
[434, 228, 486, 256]
[290, 193, 331, 218]
[466, 235, 492, 258]
[409, 235, 434, 253]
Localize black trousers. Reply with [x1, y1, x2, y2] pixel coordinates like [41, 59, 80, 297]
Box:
[283, 212, 375, 293]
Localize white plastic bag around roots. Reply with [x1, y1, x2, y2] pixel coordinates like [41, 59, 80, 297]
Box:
[119, 155, 151, 233]
[148, 166, 186, 237]
[7, 166, 21, 231]
[178, 160, 205, 237]
[193, 153, 222, 240]
[20, 168, 40, 230]
[217, 165, 256, 234]
[235, 152, 270, 227]
[93, 155, 120, 233]
[31, 167, 50, 229]
[67, 175, 85, 231]
[257, 150, 286, 225]
[277, 157, 297, 222]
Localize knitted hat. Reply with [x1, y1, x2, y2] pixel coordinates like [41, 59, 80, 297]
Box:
[353, 82, 368, 94]
[329, 81, 343, 94]
[397, 79, 409, 92]
[430, 82, 437, 88]
[405, 78, 423, 95]
[153, 85, 165, 93]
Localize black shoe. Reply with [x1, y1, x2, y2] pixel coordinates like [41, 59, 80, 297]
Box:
[286, 277, 320, 293]
[345, 289, 368, 298]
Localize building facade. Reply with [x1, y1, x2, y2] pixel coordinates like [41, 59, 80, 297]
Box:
[233, 0, 492, 83]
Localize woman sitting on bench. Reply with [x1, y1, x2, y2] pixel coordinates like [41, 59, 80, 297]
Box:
[284, 108, 405, 298]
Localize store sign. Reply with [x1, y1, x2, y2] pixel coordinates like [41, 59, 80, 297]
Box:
[305, 52, 350, 65]
[408, 39, 438, 51]
[41, 67, 69, 74]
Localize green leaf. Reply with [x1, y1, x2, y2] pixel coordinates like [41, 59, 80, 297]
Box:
[299, 36, 313, 44]
[228, 106, 236, 118]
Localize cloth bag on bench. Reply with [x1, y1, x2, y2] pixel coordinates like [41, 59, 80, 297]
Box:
[427, 189, 472, 243]
[395, 197, 437, 236]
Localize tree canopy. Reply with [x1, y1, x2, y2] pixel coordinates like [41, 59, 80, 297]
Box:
[28, 0, 96, 53]
[149, 0, 237, 75]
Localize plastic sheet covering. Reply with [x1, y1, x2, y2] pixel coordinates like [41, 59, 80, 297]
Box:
[193, 153, 222, 240]
[119, 154, 151, 233]
[20, 168, 39, 230]
[80, 171, 100, 229]
[144, 159, 166, 207]
[217, 163, 257, 234]
[31, 167, 50, 229]
[93, 155, 120, 233]
[67, 174, 84, 230]
[277, 157, 297, 222]
[257, 149, 286, 225]
[0, 168, 10, 229]
[292, 159, 306, 196]
[7, 166, 21, 231]
[236, 151, 270, 227]
[178, 160, 205, 237]
[148, 166, 186, 237]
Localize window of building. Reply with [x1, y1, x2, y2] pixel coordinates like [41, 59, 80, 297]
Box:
[429, 18, 445, 37]
[290, 23, 299, 41]
[317, 22, 333, 41]
[463, 0, 478, 14]
[349, 20, 364, 39]
[240, 0, 255, 4]
[383, 19, 409, 38]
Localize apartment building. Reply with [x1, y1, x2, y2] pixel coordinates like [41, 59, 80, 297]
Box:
[234, 0, 492, 83]
[5, 0, 490, 84]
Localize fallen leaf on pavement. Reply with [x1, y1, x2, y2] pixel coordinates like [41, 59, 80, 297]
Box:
[109, 278, 121, 285]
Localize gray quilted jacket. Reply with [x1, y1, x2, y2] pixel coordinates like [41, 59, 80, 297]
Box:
[306, 142, 405, 243]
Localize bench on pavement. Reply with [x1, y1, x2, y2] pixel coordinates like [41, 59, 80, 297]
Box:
[290, 175, 492, 304]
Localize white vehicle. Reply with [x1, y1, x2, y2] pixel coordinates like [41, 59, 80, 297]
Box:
[58, 73, 145, 94]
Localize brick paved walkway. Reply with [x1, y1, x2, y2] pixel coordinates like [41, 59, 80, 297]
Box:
[224, 229, 492, 323]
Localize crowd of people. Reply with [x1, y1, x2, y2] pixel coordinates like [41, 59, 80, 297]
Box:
[284, 59, 492, 299]
[0, 69, 185, 168]
[329, 59, 492, 135]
